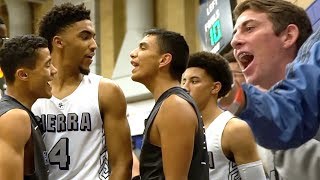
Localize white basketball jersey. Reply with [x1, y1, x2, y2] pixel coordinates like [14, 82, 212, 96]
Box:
[206, 111, 241, 180]
[32, 73, 109, 180]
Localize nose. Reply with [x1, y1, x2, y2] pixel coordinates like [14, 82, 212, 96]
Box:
[230, 32, 244, 50]
[89, 38, 98, 51]
[130, 48, 138, 59]
[181, 81, 190, 92]
[51, 64, 58, 75]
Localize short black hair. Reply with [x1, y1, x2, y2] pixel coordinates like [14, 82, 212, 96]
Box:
[38, 3, 91, 51]
[0, 35, 48, 84]
[144, 28, 189, 81]
[187, 51, 233, 98]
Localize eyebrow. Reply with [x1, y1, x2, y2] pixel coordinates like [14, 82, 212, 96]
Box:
[79, 30, 96, 37]
[45, 57, 52, 64]
[184, 76, 200, 80]
[232, 19, 255, 35]
[139, 42, 148, 48]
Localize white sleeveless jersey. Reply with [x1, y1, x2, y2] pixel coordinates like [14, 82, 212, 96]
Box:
[32, 73, 109, 180]
[206, 111, 241, 180]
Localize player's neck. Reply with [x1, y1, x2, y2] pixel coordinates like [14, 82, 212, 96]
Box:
[6, 87, 35, 109]
[202, 102, 223, 129]
[150, 78, 180, 101]
[50, 73, 84, 99]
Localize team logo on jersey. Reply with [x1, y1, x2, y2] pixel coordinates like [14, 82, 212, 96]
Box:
[98, 148, 110, 180]
[35, 113, 92, 132]
[228, 161, 241, 180]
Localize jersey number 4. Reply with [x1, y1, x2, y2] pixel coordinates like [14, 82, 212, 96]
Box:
[48, 138, 71, 170]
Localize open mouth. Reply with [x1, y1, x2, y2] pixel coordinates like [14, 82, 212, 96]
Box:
[238, 52, 254, 70]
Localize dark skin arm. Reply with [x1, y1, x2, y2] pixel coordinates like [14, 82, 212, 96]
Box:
[99, 78, 133, 180]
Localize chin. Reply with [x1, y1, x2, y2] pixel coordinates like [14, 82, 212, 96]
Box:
[41, 93, 52, 99]
[131, 75, 138, 82]
[80, 68, 90, 75]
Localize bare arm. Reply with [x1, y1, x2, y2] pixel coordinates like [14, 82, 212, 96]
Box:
[223, 118, 260, 164]
[155, 95, 197, 180]
[99, 78, 133, 180]
[223, 118, 266, 179]
[0, 109, 31, 180]
[132, 151, 140, 178]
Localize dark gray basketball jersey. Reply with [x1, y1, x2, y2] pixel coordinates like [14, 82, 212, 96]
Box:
[140, 87, 209, 180]
[0, 95, 49, 180]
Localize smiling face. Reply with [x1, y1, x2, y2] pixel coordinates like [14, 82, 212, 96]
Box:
[129, 35, 163, 85]
[57, 20, 97, 75]
[231, 10, 294, 89]
[26, 48, 57, 99]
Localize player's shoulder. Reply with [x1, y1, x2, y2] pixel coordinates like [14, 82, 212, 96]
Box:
[158, 93, 197, 125]
[226, 116, 250, 130]
[223, 117, 254, 144]
[0, 109, 31, 140]
[97, 76, 126, 107]
[98, 77, 122, 93]
[0, 108, 30, 121]
[162, 93, 193, 111]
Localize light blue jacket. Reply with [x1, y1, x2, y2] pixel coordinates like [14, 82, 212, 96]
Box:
[240, 27, 320, 150]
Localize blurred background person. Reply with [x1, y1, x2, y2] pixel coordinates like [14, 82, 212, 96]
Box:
[223, 50, 245, 84]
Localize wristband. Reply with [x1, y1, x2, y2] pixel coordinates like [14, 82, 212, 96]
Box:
[228, 85, 245, 115]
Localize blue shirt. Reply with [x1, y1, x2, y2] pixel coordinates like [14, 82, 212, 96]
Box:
[240, 27, 320, 150]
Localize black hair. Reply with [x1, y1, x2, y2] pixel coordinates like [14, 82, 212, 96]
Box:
[144, 28, 189, 81]
[187, 51, 233, 98]
[38, 3, 91, 51]
[0, 34, 48, 84]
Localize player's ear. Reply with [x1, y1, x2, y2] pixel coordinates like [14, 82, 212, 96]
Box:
[16, 68, 28, 81]
[211, 81, 221, 95]
[159, 53, 172, 68]
[53, 36, 64, 49]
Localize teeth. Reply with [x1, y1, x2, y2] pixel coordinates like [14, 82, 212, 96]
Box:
[239, 52, 250, 59]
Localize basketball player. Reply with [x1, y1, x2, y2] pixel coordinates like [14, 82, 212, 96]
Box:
[182, 51, 266, 180]
[130, 28, 209, 179]
[0, 35, 57, 180]
[31, 3, 132, 180]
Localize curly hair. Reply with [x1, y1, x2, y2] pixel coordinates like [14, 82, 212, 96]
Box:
[234, 0, 313, 50]
[144, 28, 189, 81]
[0, 34, 48, 84]
[38, 3, 91, 51]
[187, 51, 233, 98]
